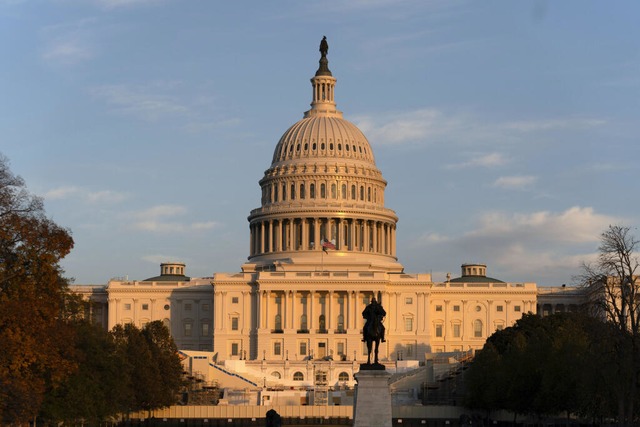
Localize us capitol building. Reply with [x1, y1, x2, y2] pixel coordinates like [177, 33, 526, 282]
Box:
[73, 40, 585, 392]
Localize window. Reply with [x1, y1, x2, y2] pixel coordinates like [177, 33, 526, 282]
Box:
[232, 297, 239, 304]
[331, 183, 336, 198]
[184, 322, 193, 337]
[164, 304, 170, 310]
[337, 314, 344, 331]
[293, 372, 304, 381]
[435, 324, 443, 338]
[453, 305, 460, 312]
[275, 314, 282, 331]
[475, 305, 481, 312]
[290, 183, 295, 200]
[405, 297, 413, 305]
[201, 322, 210, 336]
[473, 320, 483, 338]
[338, 372, 349, 381]
[300, 314, 308, 330]
[271, 371, 281, 379]
[351, 185, 356, 199]
[300, 183, 305, 199]
[341, 184, 347, 199]
[337, 341, 345, 356]
[202, 304, 209, 311]
[310, 183, 315, 198]
[142, 304, 149, 310]
[184, 303, 192, 311]
[299, 341, 307, 356]
[231, 343, 239, 356]
[274, 342, 281, 356]
[514, 305, 522, 312]
[320, 183, 326, 198]
[231, 317, 239, 331]
[360, 186, 364, 200]
[435, 305, 443, 312]
[404, 317, 413, 332]
[496, 305, 504, 312]
[124, 303, 131, 310]
[453, 324, 461, 338]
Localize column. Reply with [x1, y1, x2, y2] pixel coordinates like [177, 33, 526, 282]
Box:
[309, 291, 315, 330]
[268, 220, 273, 252]
[291, 291, 297, 330]
[302, 218, 308, 250]
[314, 218, 321, 250]
[372, 221, 378, 253]
[328, 291, 334, 330]
[260, 222, 265, 254]
[349, 220, 355, 251]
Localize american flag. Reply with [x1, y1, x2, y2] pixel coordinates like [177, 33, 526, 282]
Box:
[322, 238, 336, 252]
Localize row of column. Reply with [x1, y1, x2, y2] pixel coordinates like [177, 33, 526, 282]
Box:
[249, 217, 396, 257]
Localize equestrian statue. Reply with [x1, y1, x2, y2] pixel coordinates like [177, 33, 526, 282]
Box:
[362, 297, 386, 367]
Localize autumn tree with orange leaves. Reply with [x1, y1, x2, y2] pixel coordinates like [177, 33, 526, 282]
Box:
[0, 154, 79, 424]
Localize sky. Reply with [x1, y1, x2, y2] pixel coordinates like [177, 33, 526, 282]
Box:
[1, 1, 638, 286]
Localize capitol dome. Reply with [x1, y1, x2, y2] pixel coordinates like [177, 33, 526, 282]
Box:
[245, 38, 402, 273]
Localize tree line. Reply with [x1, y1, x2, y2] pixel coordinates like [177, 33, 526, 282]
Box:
[0, 154, 183, 425]
[465, 225, 640, 426]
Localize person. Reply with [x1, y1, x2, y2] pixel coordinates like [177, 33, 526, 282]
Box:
[362, 297, 386, 342]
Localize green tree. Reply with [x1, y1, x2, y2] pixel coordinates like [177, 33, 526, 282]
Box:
[40, 321, 130, 424]
[0, 154, 77, 424]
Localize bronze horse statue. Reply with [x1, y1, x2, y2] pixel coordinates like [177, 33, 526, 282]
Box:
[362, 297, 386, 366]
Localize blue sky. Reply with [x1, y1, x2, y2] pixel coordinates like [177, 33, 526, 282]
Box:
[1, 1, 638, 286]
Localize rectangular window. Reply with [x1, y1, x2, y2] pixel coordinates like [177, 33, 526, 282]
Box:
[496, 305, 504, 312]
[363, 296, 370, 305]
[405, 297, 413, 305]
[201, 323, 209, 337]
[124, 303, 131, 310]
[453, 324, 461, 338]
[231, 343, 239, 356]
[202, 304, 209, 311]
[184, 323, 192, 337]
[435, 305, 443, 312]
[514, 305, 521, 312]
[184, 303, 192, 311]
[231, 317, 239, 331]
[337, 341, 345, 356]
[435, 324, 443, 338]
[453, 305, 460, 312]
[404, 317, 413, 332]
[141, 304, 149, 310]
[299, 341, 307, 356]
[232, 297, 239, 304]
[274, 342, 281, 356]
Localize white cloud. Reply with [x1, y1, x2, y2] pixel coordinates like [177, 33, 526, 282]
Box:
[98, 0, 164, 8]
[407, 206, 621, 285]
[353, 108, 607, 147]
[89, 84, 189, 122]
[446, 152, 509, 169]
[130, 205, 220, 233]
[41, 19, 97, 65]
[493, 175, 537, 190]
[45, 186, 128, 204]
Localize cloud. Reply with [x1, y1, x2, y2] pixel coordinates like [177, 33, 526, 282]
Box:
[409, 206, 622, 285]
[97, 0, 165, 8]
[493, 175, 537, 190]
[446, 152, 509, 169]
[130, 204, 221, 233]
[353, 108, 607, 147]
[41, 19, 97, 65]
[89, 84, 189, 122]
[45, 186, 128, 204]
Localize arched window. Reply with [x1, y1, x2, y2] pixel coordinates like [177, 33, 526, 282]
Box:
[293, 372, 304, 381]
[310, 183, 315, 198]
[341, 184, 347, 199]
[300, 183, 305, 199]
[337, 314, 344, 331]
[338, 372, 349, 381]
[271, 371, 281, 379]
[275, 314, 282, 331]
[290, 184, 296, 200]
[360, 186, 364, 201]
[351, 185, 356, 200]
[331, 183, 337, 199]
[319, 314, 326, 331]
[282, 184, 287, 201]
[320, 184, 326, 198]
[473, 319, 483, 338]
[274, 185, 279, 202]
[300, 314, 308, 330]
[367, 187, 371, 202]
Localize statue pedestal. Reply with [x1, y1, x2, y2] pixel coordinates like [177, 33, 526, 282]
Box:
[353, 369, 392, 427]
